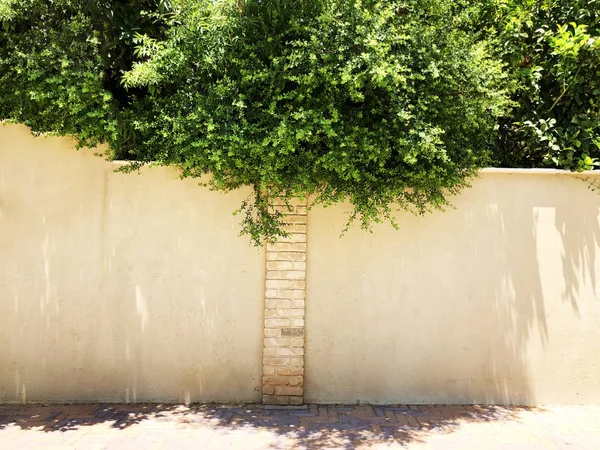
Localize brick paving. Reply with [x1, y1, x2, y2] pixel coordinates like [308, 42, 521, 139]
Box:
[0, 403, 599, 449]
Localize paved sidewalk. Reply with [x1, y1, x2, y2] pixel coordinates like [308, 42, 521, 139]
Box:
[1, 403, 599, 449]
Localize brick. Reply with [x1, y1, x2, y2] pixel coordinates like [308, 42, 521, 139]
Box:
[267, 242, 295, 252]
[281, 328, 304, 337]
[263, 376, 292, 386]
[264, 308, 278, 318]
[264, 338, 291, 348]
[281, 224, 308, 234]
[277, 308, 304, 318]
[280, 270, 306, 280]
[265, 271, 288, 280]
[270, 198, 292, 206]
[264, 328, 281, 337]
[265, 279, 288, 289]
[282, 215, 307, 224]
[288, 376, 304, 386]
[263, 357, 290, 366]
[266, 270, 306, 280]
[277, 289, 306, 299]
[269, 242, 307, 252]
[275, 386, 303, 396]
[266, 292, 305, 301]
[263, 366, 276, 375]
[263, 385, 276, 395]
[265, 279, 306, 290]
[276, 367, 304, 376]
[262, 395, 291, 405]
[270, 197, 306, 207]
[267, 252, 306, 261]
[278, 233, 307, 243]
[266, 261, 295, 270]
[264, 375, 303, 387]
[287, 356, 304, 367]
[265, 299, 292, 308]
[270, 205, 294, 215]
[266, 260, 306, 271]
[289, 396, 304, 405]
[264, 318, 291, 328]
[263, 197, 306, 405]
[276, 347, 304, 356]
[291, 337, 304, 347]
[263, 348, 277, 357]
[264, 289, 279, 298]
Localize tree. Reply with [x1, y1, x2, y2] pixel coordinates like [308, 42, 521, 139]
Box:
[1, 0, 513, 244]
[490, 0, 600, 171]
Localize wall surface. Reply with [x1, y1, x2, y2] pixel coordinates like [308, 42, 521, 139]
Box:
[305, 170, 600, 404]
[3, 123, 600, 405]
[0, 124, 264, 403]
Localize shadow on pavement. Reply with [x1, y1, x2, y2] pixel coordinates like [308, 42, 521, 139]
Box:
[0, 403, 540, 448]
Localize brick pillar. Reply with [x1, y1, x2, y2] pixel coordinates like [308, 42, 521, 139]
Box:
[262, 197, 307, 405]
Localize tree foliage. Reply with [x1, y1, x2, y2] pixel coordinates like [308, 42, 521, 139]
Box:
[0, 0, 598, 243]
[119, 0, 511, 242]
[490, 0, 600, 170]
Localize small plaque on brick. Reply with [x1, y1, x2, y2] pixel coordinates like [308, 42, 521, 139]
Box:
[281, 328, 304, 337]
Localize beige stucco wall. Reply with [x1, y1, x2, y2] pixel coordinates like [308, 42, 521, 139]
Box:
[0, 124, 264, 404]
[4, 122, 600, 405]
[306, 170, 600, 404]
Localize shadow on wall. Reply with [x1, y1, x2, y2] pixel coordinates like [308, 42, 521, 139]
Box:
[0, 124, 264, 404]
[557, 177, 600, 312]
[438, 173, 600, 403]
[305, 172, 600, 404]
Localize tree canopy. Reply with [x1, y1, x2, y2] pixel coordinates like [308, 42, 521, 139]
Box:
[1, 0, 598, 243]
[491, 0, 600, 171]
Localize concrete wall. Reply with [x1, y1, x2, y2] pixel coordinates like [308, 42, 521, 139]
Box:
[3, 123, 600, 405]
[0, 124, 265, 403]
[305, 170, 600, 404]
